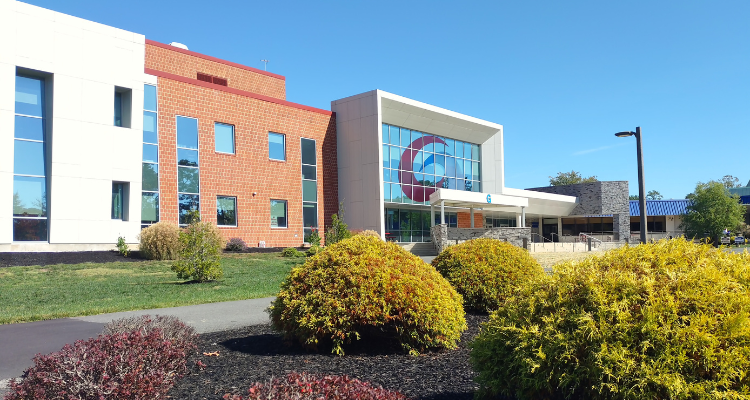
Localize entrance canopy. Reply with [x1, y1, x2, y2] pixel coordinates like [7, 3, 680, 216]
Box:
[428, 188, 578, 217]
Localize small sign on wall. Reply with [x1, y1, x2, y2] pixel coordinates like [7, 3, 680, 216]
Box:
[258, 241, 266, 248]
[531, 222, 539, 228]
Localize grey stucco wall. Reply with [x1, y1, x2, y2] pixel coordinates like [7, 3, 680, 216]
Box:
[431, 224, 531, 253]
[526, 181, 630, 242]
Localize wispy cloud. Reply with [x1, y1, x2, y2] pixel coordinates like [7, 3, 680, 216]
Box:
[573, 143, 626, 156]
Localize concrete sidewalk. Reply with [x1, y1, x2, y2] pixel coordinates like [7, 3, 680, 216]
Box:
[0, 297, 275, 385]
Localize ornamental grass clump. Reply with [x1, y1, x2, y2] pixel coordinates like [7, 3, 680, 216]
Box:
[432, 238, 543, 312]
[470, 238, 750, 400]
[269, 235, 466, 355]
[138, 222, 181, 260]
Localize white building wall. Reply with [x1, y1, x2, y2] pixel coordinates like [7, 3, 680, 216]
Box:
[331, 90, 382, 234]
[0, 0, 147, 250]
[480, 129, 504, 194]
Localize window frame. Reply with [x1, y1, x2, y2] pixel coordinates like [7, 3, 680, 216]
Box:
[301, 138, 318, 243]
[268, 132, 286, 161]
[216, 195, 238, 227]
[214, 122, 235, 155]
[270, 199, 288, 229]
[175, 115, 201, 225]
[141, 83, 160, 229]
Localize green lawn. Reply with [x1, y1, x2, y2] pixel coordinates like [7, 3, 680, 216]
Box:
[0, 253, 304, 324]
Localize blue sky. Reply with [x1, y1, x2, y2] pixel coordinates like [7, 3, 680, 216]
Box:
[27, 0, 750, 199]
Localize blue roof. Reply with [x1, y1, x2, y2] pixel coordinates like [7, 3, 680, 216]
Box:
[630, 200, 690, 217]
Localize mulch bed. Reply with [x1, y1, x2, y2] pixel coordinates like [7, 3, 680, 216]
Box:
[169, 313, 498, 400]
[0, 251, 144, 267]
[0, 248, 298, 268]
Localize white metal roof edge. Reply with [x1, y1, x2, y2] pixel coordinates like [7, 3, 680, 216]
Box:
[502, 187, 578, 203]
[377, 90, 503, 131]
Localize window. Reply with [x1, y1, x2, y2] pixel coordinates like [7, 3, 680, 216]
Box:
[112, 183, 129, 220]
[271, 200, 287, 228]
[13, 73, 49, 242]
[215, 123, 235, 154]
[141, 84, 159, 229]
[176, 116, 200, 225]
[381, 123, 481, 206]
[301, 138, 317, 241]
[114, 87, 132, 128]
[269, 132, 285, 161]
[217, 196, 237, 226]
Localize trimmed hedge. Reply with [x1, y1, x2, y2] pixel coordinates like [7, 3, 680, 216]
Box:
[432, 238, 543, 312]
[470, 238, 750, 400]
[269, 235, 467, 355]
[223, 372, 408, 400]
[6, 319, 196, 400]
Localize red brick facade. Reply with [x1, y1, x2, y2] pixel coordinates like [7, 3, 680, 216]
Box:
[145, 41, 286, 100]
[147, 45, 337, 248]
[457, 211, 483, 228]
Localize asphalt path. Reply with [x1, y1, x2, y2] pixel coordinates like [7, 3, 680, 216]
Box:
[0, 296, 275, 390]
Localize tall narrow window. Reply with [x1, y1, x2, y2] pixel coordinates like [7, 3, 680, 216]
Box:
[301, 138, 317, 242]
[13, 74, 48, 241]
[111, 183, 129, 220]
[114, 87, 132, 128]
[177, 116, 200, 224]
[215, 123, 235, 154]
[141, 84, 159, 229]
[269, 132, 285, 161]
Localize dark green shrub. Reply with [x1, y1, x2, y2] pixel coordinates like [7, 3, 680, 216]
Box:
[432, 238, 543, 312]
[324, 202, 351, 245]
[171, 217, 225, 282]
[116, 236, 129, 257]
[281, 247, 304, 257]
[138, 222, 181, 260]
[470, 238, 750, 400]
[269, 235, 466, 355]
[305, 245, 321, 257]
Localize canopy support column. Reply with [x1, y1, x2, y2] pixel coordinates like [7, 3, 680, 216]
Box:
[470, 208, 475, 228]
[441, 200, 445, 225]
[521, 206, 526, 228]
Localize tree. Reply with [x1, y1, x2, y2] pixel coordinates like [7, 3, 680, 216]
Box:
[325, 202, 352, 245]
[549, 171, 598, 186]
[681, 181, 746, 245]
[646, 190, 663, 200]
[721, 175, 741, 189]
[629, 194, 640, 200]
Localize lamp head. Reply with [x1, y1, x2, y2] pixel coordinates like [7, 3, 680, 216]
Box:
[615, 131, 635, 138]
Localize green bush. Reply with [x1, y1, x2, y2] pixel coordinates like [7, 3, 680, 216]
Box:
[116, 236, 129, 257]
[324, 202, 352, 246]
[470, 238, 750, 400]
[171, 218, 225, 282]
[269, 235, 466, 355]
[138, 222, 181, 260]
[281, 247, 304, 257]
[305, 245, 321, 257]
[432, 238, 543, 312]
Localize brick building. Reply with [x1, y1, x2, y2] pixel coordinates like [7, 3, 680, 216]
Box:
[2, 1, 633, 251]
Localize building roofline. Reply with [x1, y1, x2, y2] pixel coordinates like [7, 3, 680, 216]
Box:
[145, 68, 332, 116]
[145, 39, 285, 81]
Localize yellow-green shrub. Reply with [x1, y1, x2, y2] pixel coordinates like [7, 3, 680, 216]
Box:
[470, 238, 750, 400]
[138, 222, 181, 260]
[269, 235, 466, 355]
[432, 238, 543, 312]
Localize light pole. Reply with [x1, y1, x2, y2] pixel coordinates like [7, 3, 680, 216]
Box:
[615, 127, 647, 244]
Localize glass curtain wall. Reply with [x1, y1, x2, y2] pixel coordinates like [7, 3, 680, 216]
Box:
[382, 123, 480, 206]
[301, 138, 318, 242]
[13, 74, 48, 241]
[177, 116, 200, 224]
[384, 207, 458, 242]
[141, 84, 159, 229]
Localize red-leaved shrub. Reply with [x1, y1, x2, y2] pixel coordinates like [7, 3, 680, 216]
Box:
[223, 372, 409, 400]
[5, 327, 196, 400]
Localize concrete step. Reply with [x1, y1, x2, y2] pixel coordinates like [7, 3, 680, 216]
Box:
[400, 242, 438, 256]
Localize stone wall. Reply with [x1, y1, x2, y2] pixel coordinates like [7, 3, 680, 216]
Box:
[431, 224, 531, 253]
[526, 181, 630, 242]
